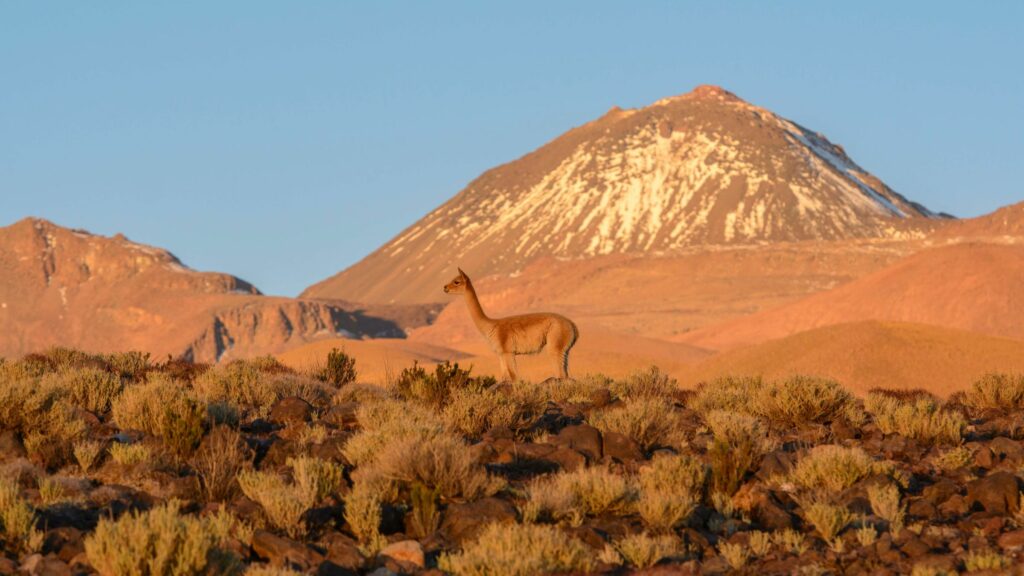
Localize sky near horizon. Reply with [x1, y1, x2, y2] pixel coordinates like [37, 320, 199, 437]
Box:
[2, 2, 1022, 296]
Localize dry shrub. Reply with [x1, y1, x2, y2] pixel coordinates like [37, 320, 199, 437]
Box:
[342, 400, 446, 467]
[867, 483, 905, 532]
[193, 426, 252, 502]
[108, 443, 152, 467]
[615, 532, 682, 568]
[718, 541, 749, 569]
[442, 381, 548, 438]
[0, 477, 43, 554]
[523, 467, 636, 526]
[194, 359, 329, 419]
[333, 383, 388, 405]
[287, 456, 344, 507]
[237, 471, 307, 538]
[309, 347, 357, 387]
[611, 366, 678, 400]
[933, 446, 972, 472]
[105, 351, 151, 382]
[23, 401, 88, 469]
[344, 475, 387, 553]
[546, 374, 614, 404]
[791, 445, 876, 494]
[965, 373, 1024, 412]
[84, 500, 238, 576]
[112, 373, 192, 436]
[637, 454, 704, 531]
[372, 431, 498, 500]
[707, 410, 768, 496]
[688, 376, 762, 416]
[754, 375, 856, 428]
[392, 361, 494, 407]
[438, 522, 595, 576]
[772, 529, 808, 555]
[865, 393, 965, 445]
[42, 367, 123, 414]
[748, 530, 772, 556]
[588, 397, 677, 451]
[245, 566, 302, 576]
[964, 549, 1011, 571]
[74, 439, 104, 473]
[800, 497, 853, 544]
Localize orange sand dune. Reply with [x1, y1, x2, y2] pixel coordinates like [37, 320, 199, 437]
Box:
[677, 243, 1024, 352]
[680, 321, 1024, 397]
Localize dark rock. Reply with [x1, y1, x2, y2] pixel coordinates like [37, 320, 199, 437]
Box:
[602, 431, 643, 463]
[565, 525, 608, 550]
[269, 396, 314, 425]
[0, 557, 15, 575]
[316, 562, 358, 576]
[514, 442, 556, 460]
[39, 503, 98, 532]
[908, 499, 937, 518]
[244, 418, 276, 435]
[251, 530, 324, 571]
[939, 494, 969, 518]
[88, 485, 153, 518]
[440, 497, 517, 545]
[989, 436, 1024, 467]
[261, 437, 299, 469]
[0, 430, 27, 460]
[309, 435, 350, 464]
[482, 426, 515, 442]
[42, 527, 84, 562]
[303, 505, 345, 532]
[922, 478, 960, 506]
[551, 424, 602, 461]
[966, 471, 1022, 514]
[900, 537, 931, 558]
[547, 447, 586, 471]
[997, 528, 1024, 550]
[322, 402, 359, 428]
[756, 450, 795, 480]
[753, 493, 796, 530]
[322, 532, 365, 571]
[831, 418, 858, 441]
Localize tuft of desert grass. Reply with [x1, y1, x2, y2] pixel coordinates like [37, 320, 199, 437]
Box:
[964, 373, 1024, 412]
[73, 439, 104, 474]
[438, 522, 595, 576]
[688, 376, 762, 416]
[443, 381, 548, 438]
[867, 483, 905, 532]
[615, 532, 682, 569]
[932, 446, 973, 472]
[754, 375, 856, 428]
[748, 530, 772, 556]
[108, 442, 152, 468]
[707, 410, 768, 496]
[772, 528, 808, 555]
[611, 366, 678, 400]
[0, 477, 44, 554]
[42, 367, 123, 415]
[342, 399, 447, 467]
[192, 426, 252, 502]
[865, 393, 965, 445]
[800, 497, 853, 545]
[236, 471, 307, 538]
[343, 475, 388, 554]
[193, 359, 332, 419]
[372, 431, 500, 500]
[522, 466, 636, 526]
[84, 500, 238, 576]
[111, 373, 195, 437]
[392, 361, 494, 408]
[717, 541, 748, 569]
[963, 549, 1011, 571]
[588, 397, 677, 451]
[790, 445, 876, 494]
[287, 456, 344, 508]
[636, 454, 704, 531]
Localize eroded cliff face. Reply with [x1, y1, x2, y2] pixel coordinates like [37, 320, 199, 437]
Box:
[0, 218, 400, 362]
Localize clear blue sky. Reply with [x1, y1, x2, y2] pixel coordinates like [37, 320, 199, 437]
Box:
[2, 2, 1021, 296]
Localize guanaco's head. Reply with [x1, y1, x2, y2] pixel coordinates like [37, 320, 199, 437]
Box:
[443, 268, 471, 295]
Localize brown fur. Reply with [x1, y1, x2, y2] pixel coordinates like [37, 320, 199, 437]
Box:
[444, 268, 578, 382]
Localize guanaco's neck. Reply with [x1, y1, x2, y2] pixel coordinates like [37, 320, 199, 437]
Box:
[463, 282, 493, 331]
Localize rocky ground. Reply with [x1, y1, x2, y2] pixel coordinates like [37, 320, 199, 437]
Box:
[1, 349, 1023, 575]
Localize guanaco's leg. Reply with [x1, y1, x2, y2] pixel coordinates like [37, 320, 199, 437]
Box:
[501, 352, 518, 382]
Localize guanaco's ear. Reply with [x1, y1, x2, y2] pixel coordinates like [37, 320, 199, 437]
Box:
[457, 267, 467, 278]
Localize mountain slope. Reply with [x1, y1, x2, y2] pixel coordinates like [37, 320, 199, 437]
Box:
[0, 218, 401, 362]
[677, 242, 1024, 351]
[305, 85, 938, 304]
[681, 321, 1024, 397]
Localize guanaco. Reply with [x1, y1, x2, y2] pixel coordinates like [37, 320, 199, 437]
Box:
[443, 268, 578, 382]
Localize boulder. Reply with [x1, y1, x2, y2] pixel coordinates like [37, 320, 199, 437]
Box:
[551, 424, 602, 461]
[269, 396, 314, 425]
[440, 497, 517, 545]
[251, 530, 324, 571]
[322, 532, 365, 571]
[602, 431, 643, 463]
[966, 471, 1021, 514]
[997, 528, 1024, 550]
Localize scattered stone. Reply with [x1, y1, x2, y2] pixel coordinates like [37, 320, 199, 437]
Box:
[938, 494, 969, 518]
[922, 478, 960, 506]
[323, 402, 359, 427]
[588, 388, 613, 408]
[440, 497, 517, 545]
[379, 540, 425, 569]
[602, 431, 643, 462]
[252, 530, 324, 571]
[18, 554, 70, 576]
[322, 532, 365, 571]
[997, 528, 1024, 550]
[966, 471, 1021, 514]
[988, 436, 1024, 467]
[269, 396, 314, 425]
[547, 447, 587, 471]
[551, 424, 603, 461]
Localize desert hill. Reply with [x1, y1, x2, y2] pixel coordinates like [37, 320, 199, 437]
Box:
[680, 321, 1024, 397]
[934, 200, 1024, 242]
[0, 218, 403, 362]
[677, 242, 1024, 351]
[305, 85, 939, 305]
